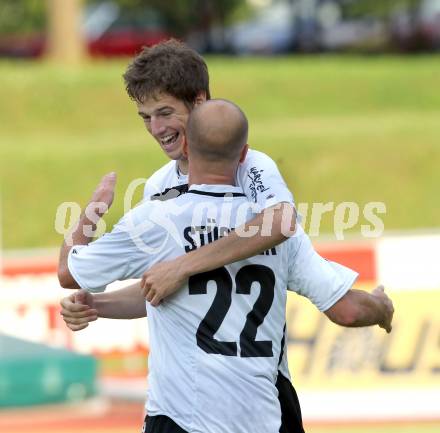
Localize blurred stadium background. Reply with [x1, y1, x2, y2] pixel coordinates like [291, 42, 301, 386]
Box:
[0, 1, 439, 432]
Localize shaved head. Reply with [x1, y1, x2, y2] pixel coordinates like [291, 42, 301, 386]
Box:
[186, 99, 248, 163]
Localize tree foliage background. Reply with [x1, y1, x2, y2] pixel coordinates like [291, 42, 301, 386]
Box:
[342, 0, 423, 19]
[0, 0, 46, 34]
[0, 0, 245, 36]
[0, 0, 427, 36]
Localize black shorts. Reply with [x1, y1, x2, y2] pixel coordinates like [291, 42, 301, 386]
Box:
[142, 374, 304, 433]
[277, 373, 305, 433]
[142, 414, 188, 433]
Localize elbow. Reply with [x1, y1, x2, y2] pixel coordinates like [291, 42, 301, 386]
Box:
[58, 268, 70, 288]
[58, 265, 75, 289]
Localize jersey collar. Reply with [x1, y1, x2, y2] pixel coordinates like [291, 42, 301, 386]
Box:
[188, 184, 246, 197]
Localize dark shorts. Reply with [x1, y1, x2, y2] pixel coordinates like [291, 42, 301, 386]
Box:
[142, 374, 304, 433]
[277, 373, 305, 433]
[142, 414, 188, 433]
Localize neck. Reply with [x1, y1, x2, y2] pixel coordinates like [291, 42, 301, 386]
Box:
[188, 158, 236, 186]
[189, 172, 235, 186]
[178, 158, 189, 175]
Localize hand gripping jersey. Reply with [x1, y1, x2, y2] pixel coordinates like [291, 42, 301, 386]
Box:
[68, 184, 357, 433]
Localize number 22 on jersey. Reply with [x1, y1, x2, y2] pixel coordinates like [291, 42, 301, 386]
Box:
[189, 265, 275, 358]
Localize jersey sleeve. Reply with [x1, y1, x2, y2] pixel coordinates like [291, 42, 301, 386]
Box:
[67, 211, 153, 293]
[286, 227, 358, 312]
[237, 150, 294, 210]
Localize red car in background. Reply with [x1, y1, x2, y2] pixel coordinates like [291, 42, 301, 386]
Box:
[86, 2, 171, 57]
[0, 2, 172, 58]
[391, 0, 440, 51]
[0, 33, 45, 58]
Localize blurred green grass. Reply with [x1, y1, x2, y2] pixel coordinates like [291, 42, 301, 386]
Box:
[1, 55, 440, 249]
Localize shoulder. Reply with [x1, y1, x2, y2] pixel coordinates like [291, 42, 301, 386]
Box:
[144, 160, 178, 198]
[119, 200, 157, 227]
[123, 195, 192, 249]
[238, 149, 279, 178]
[128, 193, 190, 222]
[147, 160, 177, 185]
[117, 199, 171, 243]
[236, 148, 294, 207]
[242, 149, 277, 167]
[238, 148, 283, 185]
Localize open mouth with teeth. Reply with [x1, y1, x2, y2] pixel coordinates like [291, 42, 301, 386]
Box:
[160, 132, 179, 148]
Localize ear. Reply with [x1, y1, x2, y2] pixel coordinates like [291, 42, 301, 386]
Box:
[182, 135, 189, 159]
[239, 144, 249, 163]
[194, 91, 207, 107]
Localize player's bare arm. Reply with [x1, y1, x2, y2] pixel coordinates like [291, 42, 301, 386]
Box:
[61, 283, 147, 331]
[324, 285, 394, 333]
[58, 172, 117, 289]
[141, 201, 296, 305]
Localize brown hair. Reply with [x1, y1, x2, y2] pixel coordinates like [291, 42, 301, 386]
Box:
[123, 39, 210, 106]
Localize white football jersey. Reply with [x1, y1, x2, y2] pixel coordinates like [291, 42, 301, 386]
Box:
[143, 149, 294, 209]
[143, 149, 296, 381]
[68, 184, 357, 433]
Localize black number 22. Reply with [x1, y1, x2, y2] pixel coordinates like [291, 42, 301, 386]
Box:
[189, 265, 275, 358]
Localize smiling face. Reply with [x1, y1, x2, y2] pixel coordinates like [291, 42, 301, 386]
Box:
[137, 93, 192, 161]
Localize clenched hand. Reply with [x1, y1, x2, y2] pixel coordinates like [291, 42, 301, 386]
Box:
[60, 289, 98, 331]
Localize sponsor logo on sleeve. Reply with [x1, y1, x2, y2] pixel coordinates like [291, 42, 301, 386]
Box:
[247, 167, 270, 203]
